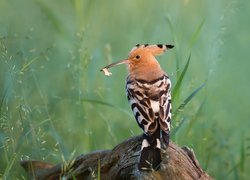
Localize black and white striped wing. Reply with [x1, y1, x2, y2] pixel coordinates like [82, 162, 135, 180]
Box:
[158, 76, 172, 138]
[126, 81, 155, 135]
[126, 75, 171, 136]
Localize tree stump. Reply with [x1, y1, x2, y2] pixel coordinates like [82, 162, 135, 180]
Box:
[21, 135, 213, 180]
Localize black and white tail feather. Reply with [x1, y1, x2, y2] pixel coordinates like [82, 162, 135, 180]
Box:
[126, 74, 172, 171]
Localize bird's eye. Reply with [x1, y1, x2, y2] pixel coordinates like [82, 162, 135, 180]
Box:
[135, 55, 140, 60]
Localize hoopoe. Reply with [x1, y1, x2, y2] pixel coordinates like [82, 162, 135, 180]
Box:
[101, 44, 174, 171]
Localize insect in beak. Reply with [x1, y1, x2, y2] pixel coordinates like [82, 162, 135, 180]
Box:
[100, 59, 129, 76]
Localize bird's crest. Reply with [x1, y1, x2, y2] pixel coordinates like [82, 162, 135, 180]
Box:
[100, 43, 174, 77]
[129, 44, 174, 57]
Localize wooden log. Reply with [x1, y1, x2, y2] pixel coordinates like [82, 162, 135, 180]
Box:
[21, 135, 213, 180]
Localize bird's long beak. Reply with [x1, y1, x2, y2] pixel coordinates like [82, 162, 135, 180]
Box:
[100, 59, 129, 76]
[101, 59, 129, 70]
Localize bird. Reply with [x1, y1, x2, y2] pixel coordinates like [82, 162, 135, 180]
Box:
[101, 44, 174, 171]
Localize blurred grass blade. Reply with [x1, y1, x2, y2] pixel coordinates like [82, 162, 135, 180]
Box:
[174, 82, 206, 117]
[172, 54, 191, 102]
[20, 57, 39, 73]
[166, 16, 180, 78]
[231, 158, 240, 180]
[189, 19, 205, 49]
[34, 1, 67, 37]
[172, 82, 205, 135]
[3, 149, 19, 178]
[239, 137, 245, 172]
[81, 98, 133, 118]
[171, 117, 186, 136]
[225, 160, 241, 179]
[82, 98, 117, 107]
[0, 86, 8, 115]
[184, 101, 205, 137]
[166, 16, 174, 39]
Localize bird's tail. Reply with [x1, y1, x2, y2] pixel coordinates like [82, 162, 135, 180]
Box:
[138, 133, 162, 171]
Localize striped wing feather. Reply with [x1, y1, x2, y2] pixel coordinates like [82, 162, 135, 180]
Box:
[126, 75, 171, 136]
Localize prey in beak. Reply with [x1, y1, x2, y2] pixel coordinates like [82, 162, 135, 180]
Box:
[100, 44, 174, 77]
[100, 59, 128, 76]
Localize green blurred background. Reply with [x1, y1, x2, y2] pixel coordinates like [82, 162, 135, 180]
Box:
[0, 0, 249, 179]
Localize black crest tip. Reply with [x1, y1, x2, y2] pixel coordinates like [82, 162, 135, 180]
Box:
[157, 44, 163, 48]
[166, 44, 174, 49]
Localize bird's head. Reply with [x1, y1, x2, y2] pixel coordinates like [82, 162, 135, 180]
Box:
[101, 44, 174, 78]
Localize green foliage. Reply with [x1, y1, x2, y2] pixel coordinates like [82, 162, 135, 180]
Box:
[172, 82, 206, 136]
[0, 0, 249, 179]
[172, 54, 191, 102]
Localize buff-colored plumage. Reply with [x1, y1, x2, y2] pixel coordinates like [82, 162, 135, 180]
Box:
[126, 44, 169, 82]
[101, 44, 174, 171]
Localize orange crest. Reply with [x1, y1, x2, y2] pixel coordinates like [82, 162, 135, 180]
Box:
[129, 44, 174, 57]
[100, 44, 174, 80]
